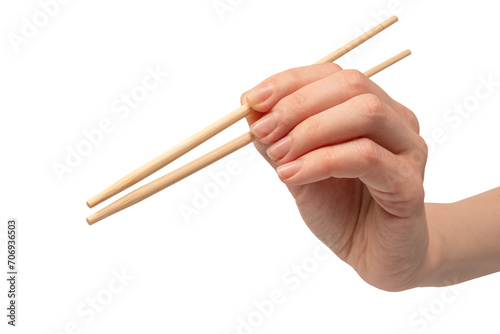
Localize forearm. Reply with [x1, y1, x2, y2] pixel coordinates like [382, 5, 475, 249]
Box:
[418, 187, 500, 287]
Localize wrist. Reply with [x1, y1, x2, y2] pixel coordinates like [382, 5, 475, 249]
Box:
[413, 203, 448, 287]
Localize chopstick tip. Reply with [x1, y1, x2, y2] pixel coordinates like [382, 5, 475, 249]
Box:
[86, 215, 98, 226]
[86, 196, 101, 208]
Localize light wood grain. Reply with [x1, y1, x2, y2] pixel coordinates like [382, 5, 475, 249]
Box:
[86, 49, 411, 225]
[86, 16, 399, 209]
[87, 132, 255, 225]
[314, 16, 398, 64]
[363, 49, 411, 78]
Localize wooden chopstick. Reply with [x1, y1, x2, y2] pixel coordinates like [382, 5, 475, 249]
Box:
[86, 16, 399, 209]
[313, 16, 398, 64]
[87, 132, 254, 225]
[364, 49, 411, 77]
[86, 49, 412, 225]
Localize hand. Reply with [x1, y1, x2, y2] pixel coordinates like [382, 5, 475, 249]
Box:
[241, 63, 430, 291]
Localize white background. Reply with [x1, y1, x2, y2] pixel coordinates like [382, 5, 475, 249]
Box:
[1, 0, 499, 333]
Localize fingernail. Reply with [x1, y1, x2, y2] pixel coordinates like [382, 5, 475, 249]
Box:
[246, 82, 273, 105]
[277, 160, 302, 179]
[251, 113, 278, 139]
[267, 136, 291, 161]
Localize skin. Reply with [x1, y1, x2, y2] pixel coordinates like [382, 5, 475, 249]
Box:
[240, 63, 500, 292]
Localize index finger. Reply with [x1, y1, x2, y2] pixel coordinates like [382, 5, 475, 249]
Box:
[241, 63, 342, 112]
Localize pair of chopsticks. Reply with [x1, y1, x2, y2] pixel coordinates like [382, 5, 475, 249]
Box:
[86, 16, 410, 225]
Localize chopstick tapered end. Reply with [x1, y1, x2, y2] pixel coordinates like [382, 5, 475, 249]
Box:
[86, 195, 103, 208]
[86, 214, 99, 225]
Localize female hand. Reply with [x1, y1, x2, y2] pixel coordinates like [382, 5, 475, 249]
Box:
[242, 63, 430, 291]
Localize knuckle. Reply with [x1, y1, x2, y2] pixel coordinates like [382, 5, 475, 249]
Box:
[321, 62, 342, 74]
[357, 138, 382, 165]
[297, 114, 322, 139]
[266, 69, 299, 97]
[265, 77, 280, 93]
[399, 105, 421, 133]
[265, 106, 292, 142]
[271, 90, 309, 136]
[415, 135, 429, 157]
[410, 135, 429, 170]
[282, 68, 302, 85]
[407, 111, 421, 133]
[340, 69, 369, 93]
[396, 103, 420, 133]
[276, 113, 293, 137]
[358, 94, 386, 123]
[307, 116, 322, 138]
[289, 90, 309, 114]
[322, 147, 338, 171]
